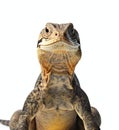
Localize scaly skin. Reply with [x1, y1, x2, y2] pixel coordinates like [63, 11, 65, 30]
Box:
[0, 23, 101, 130]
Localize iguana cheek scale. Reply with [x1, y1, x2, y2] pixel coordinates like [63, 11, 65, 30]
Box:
[0, 23, 101, 130]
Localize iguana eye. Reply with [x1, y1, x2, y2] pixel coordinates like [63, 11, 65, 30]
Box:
[41, 27, 51, 39]
[71, 28, 75, 35]
[68, 26, 76, 38]
[65, 24, 80, 45]
[68, 28, 77, 41]
[45, 27, 49, 33]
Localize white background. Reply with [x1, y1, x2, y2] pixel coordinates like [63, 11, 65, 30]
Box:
[0, 0, 119, 130]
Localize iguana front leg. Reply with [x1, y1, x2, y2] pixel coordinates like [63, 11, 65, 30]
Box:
[9, 85, 42, 130]
[74, 88, 100, 130]
[0, 75, 42, 130]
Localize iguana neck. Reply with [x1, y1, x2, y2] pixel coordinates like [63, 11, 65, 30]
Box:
[40, 70, 73, 90]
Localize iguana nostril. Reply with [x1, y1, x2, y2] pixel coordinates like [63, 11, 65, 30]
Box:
[55, 32, 58, 36]
[55, 33, 58, 36]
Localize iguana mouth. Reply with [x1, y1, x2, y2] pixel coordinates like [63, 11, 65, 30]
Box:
[37, 40, 80, 52]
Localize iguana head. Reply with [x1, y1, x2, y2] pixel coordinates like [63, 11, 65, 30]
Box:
[37, 23, 81, 75]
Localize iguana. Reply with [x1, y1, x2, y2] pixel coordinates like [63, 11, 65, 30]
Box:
[0, 23, 101, 130]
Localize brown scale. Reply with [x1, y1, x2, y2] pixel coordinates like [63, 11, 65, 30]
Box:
[0, 23, 101, 130]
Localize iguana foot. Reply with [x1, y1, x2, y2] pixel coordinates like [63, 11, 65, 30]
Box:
[9, 110, 28, 130]
[91, 107, 101, 127]
[74, 88, 101, 130]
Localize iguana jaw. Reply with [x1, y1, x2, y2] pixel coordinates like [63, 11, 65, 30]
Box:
[38, 40, 80, 52]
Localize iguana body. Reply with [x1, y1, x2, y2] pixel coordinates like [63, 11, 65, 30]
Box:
[0, 23, 101, 130]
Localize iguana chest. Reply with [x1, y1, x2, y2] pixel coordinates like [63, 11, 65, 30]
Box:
[35, 90, 77, 130]
[35, 109, 77, 130]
